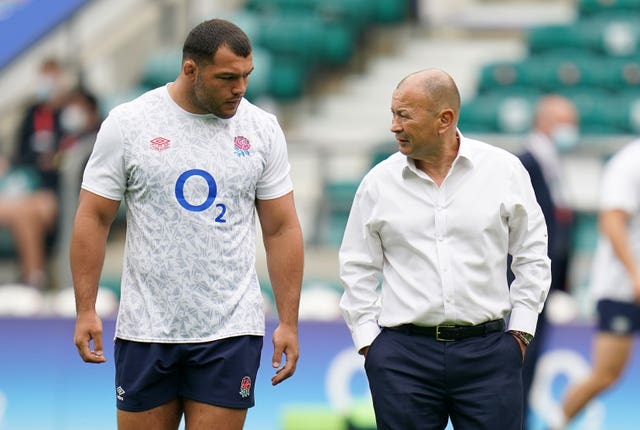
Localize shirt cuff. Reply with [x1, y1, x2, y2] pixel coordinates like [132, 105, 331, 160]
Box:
[352, 320, 382, 352]
[507, 307, 539, 336]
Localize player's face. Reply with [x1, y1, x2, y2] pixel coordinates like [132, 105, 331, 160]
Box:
[193, 45, 253, 119]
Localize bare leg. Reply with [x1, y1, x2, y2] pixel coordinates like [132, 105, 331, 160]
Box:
[0, 191, 57, 287]
[183, 399, 248, 430]
[562, 333, 633, 421]
[117, 398, 183, 430]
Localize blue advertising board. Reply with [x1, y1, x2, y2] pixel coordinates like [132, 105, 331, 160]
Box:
[0, 0, 91, 69]
[0, 318, 638, 429]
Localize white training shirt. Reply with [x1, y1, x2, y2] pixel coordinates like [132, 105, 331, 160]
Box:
[590, 139, 640, 302]
[339, 132, 551, 352]
[82, 85, 293, 342]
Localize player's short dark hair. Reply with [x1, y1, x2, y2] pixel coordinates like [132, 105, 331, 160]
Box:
[182, 19, 252, 65]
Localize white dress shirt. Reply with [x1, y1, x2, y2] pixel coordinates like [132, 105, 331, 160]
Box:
[339, 133, 551, 351]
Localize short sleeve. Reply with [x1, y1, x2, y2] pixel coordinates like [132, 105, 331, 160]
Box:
[81, 113, 126, 201]
[255, 119, 293, 200]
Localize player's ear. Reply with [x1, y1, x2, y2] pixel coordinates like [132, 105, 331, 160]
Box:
[182, 59, 197, 80]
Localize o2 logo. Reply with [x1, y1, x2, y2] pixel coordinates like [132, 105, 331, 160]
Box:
[175, 169, 227, 223]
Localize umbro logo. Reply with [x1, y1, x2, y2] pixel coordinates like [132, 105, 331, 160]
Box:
[150, 136, 171, 151]
[116, 386, 125, 401]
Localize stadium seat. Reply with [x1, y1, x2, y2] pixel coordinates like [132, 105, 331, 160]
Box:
[99, 85, 152, 115]
[527, 24, 589, 55]
[372, 0, 409, 23]
[555, 87, 628, 135]
[571, 211, 599, 253]
[476, 61, 524, 93]
[267, 57, 307, 99]
[369, 142, 397, 168]
[245, 47, 272, 101]
[140, 48, 183, 89]
[460, 88, 541, 134]
[578, 0, 640, 17]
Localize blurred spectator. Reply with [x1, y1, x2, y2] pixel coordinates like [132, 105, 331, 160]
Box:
[56, 86, 102, 289]
[0, 58, 69, 289]
[513, 94, 578, 429]
[553, 137, 640, 430]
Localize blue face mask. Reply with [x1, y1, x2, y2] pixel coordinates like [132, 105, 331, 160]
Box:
[551, 124, 580, 153]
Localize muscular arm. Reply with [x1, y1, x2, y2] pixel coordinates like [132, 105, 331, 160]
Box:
[256, 191, 303, 385]
[71, 189, 120, 363]
[600, 209, 640, 300]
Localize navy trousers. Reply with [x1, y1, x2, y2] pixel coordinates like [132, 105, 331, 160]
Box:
[364, 328, 523, 430]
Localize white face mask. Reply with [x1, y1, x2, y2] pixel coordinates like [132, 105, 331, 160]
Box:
[60, 104, 88, 135]
[551, 124, 580, 153]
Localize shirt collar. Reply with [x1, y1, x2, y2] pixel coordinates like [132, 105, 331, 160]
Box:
[402, 129, 474, 176]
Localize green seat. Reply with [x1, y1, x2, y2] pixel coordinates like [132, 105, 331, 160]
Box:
[324, 180, 359, 214]
[372, 0, 409, 23]
[141, 49, 182, 89]
[555, 87, 628, 135]
[578, 0, 640, 17]
[317, 179, 360, 245]
[100, 85, 152, 115]
[605, 90, 640, 133]
[245, 47, 272, 101]
[267, 57, 307, 99]
[476, 61, 524, 93]
[369, 142, 397, 168]
[519, 52, 613, 92]
[571, 211, 599, 252]
[258, 12, 326, 63]
[582, 13, 640, 57]
[320, 21, 356, 65]
[460, 89, 540, 134]
[527, 24, 590, 55]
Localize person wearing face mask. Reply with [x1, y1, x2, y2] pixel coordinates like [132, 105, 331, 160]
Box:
[0, 58, 69, 289]
[56, 87, 102, 289]
[513, 94, 579, 429]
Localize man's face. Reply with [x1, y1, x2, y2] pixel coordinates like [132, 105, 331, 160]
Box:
[390, 84, 441, 158]
[192, 45, 254, 118]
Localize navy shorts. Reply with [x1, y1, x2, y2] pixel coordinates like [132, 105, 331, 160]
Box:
[114, 335, 263, 412]
[597, 299, 640, 335]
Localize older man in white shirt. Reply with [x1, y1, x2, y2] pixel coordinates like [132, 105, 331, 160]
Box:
[339, 68, 551, 430]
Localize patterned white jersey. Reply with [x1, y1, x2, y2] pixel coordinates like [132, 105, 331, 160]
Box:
[82, 85, 293, 342]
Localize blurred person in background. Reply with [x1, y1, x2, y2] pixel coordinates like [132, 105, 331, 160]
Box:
[0, 58, 69, 289]
[56, 86, 103, 289]
[71, 18, 303, 430]
[514, 94, 578, 428]
[551, 137, 640, 430]
[339, 68, 551, 430]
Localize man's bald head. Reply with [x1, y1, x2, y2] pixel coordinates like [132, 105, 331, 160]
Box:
[396, 69, 461, 119]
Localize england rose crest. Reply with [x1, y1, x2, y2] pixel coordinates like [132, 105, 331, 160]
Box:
[239, 376, 252, 398]
[233, 136, 251, 157]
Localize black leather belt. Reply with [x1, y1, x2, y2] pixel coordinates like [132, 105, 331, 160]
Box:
[386, 319, 505, 342]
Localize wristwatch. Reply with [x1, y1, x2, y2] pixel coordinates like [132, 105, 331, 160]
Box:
[509, 330, 534, 346]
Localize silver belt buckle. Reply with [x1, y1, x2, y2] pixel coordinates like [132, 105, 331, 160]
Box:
[435, 324, 456, 341]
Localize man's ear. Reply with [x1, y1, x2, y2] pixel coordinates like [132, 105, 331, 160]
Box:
[182, 59, 197, 80]
[439, 109, 455, 132]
